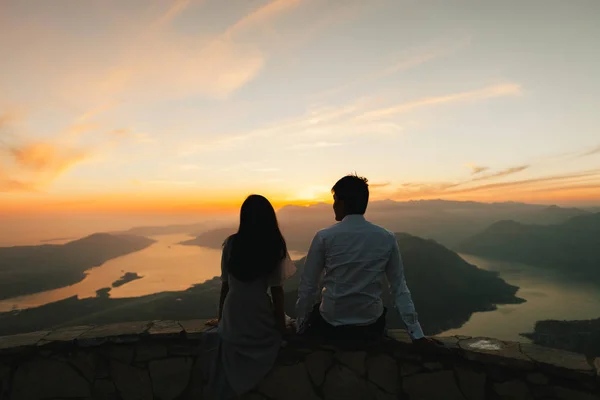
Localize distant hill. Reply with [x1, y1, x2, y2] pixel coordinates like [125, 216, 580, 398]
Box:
[522, 317, 600, 357]
[0, 234, 155, 300]
[0, 233, 523, 337]
[180, 227, 235, 248]
[458, 213, 600, 278]
[182, 200, 588, 251]
[114, 220, 229, 237]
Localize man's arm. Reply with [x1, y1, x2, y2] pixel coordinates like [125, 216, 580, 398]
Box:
[385, 235, 424, 341]
[295, 232, 326, 331]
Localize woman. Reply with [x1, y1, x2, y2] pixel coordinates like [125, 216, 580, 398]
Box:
[205, 194, 295, 398]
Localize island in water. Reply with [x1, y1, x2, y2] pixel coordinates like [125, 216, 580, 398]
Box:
[112, 272, 143, 288]
[522, 317, 600, 357]
[0, 232, 524, 339]
[0, 234, 156, 300]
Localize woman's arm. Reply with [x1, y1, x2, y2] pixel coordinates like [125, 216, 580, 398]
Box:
[270, 285, 287, 334]
[218, 281, 229, 321]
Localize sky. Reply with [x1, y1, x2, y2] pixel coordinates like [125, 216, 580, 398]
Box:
[1, 0, 600, 221]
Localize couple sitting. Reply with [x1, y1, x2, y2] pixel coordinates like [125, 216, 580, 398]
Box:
[206, 174, 435, 398]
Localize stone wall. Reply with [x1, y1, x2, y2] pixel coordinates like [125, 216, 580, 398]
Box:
[0, 320, 598, 400]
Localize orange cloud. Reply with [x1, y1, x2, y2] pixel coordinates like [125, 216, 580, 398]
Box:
[10, 142, 87, 173]
[0, 141, 89, 192]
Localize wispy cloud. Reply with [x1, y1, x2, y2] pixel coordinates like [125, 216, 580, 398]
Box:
[316, 36, 471, 98]
[393, 169, 600, 200]
[465, 163, 490, 175]
[471, 165, 530, 182]
[224, 0, 302, 37]
[354, 83, 522, 122]
[370, 182, 391, 189]
[581, 145, 600, 157]
[156, 0, 193, 27]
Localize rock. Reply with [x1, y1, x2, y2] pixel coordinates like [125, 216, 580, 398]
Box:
[493, 379, 533, 400]
[526, 372, 549, 385]
[322, 364, 370, 400]
[93, 379, 118, 400]
[239, 393, 267, 400]
[366, 354, 398, 394]
[42, 325, 94, 343]
[434, 336, 461, 350]
[400, 362, 423, 377]
[149, 358, 193, 400]
[259, 363, 319, 400]
[368, 382, 396, 400]
[386, 329, 412, 345]
[68, 351, 97, 382]
[423, 362, 444, 371]
[180, 320, 209, 336]
[454, 365, 486, 400]
[533, 385, 598, 400]
[168, 342, 199, 356]
[103, 344, 135, 364]
[11, 358, 90, 399]
[181, 358, 203, 400]
[135, 342, 168, 362]
[0, 364, 11, 399]
[459, 338, 533, 370]
[305, 351, 333, 386]
[520, 343, 595, 378]
[80, 321, 151, 340]
[111, 360, 152, 400]
[0, 331, 49, 351]
[334, 351, 367, 377]
[403, 371, 466, 400]
[148, 320, 184, 337]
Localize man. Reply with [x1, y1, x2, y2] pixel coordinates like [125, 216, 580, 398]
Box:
[296, 174, 433, 346]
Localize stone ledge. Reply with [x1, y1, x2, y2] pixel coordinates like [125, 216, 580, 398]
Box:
[0, 322, 598, 400]
[0, 321, 598, 384]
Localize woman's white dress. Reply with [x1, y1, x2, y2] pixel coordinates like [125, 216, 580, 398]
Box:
[204, 239, 296, 398]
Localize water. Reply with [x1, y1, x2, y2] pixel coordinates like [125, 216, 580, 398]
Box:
[442, 254, 600, 341]
[0, 234, 306, 312]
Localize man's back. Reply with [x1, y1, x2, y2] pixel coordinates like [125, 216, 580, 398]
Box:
[302, 215, 395, 326]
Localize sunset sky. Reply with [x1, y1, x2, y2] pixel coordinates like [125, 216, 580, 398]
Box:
[1, 0, 600, 218]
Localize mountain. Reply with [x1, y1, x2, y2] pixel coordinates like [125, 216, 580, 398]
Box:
[522, 317, 600, 357]
[0, 234, 156, 300]
[0, 233, 523, 337]
[284, 233, 524, 334]
[458, 213, 600, 278]
[182, 200, 588, 251]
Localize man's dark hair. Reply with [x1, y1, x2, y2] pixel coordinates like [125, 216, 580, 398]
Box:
[331, 174, 369, 215]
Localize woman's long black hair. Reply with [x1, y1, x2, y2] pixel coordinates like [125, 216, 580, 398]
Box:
[226, 194, 287, 282]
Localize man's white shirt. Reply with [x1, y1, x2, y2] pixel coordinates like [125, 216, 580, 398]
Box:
[295, 214, 424, 340]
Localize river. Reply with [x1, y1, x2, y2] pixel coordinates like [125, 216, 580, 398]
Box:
[0, 234, 305, 312]
[443, 254, 600, 341]
[1, 238, 599, 343]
